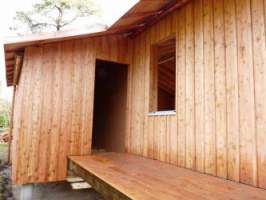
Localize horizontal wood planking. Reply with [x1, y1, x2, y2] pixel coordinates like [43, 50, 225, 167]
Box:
[11, 35, 130, 184]
[69, 153, 266, 200]
[127, 0, 266, 189]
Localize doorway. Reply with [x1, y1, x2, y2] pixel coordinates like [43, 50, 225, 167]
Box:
[92, 59, 128, 153]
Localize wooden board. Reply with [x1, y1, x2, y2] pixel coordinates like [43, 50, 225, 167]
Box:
[251, 0, 266, 189]
[224, 0, 239, 183]
[69, 153, 266, 200]
[236, 0, 257, 186]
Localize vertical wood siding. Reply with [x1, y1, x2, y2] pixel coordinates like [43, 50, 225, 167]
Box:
[12, 0, 266, 190]
[12, 35, 130, 184]
[127, 0, 266, 189]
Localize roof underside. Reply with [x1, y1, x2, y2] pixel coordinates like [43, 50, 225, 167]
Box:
[4, 0, 189, 86]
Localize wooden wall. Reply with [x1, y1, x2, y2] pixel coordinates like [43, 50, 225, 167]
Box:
[11, 35, 130, 184]
[11, 0, 266, 190]
[127, 0, 266, 189]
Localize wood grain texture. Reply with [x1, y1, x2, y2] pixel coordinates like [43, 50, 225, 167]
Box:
[127, 0, 266, 189]
[236, 0, 257, 186]
[252, 0, 266, 189]
[11, 35, 130, 184]
[69, 153, 266, 200]
[11, 0, 266, 190]
[176, 7, 186, 168]
[185, 2, 195, 170]
[213, 0, 227, 179]
[194, 0, 205, 173]
[224, 0, 239, 183]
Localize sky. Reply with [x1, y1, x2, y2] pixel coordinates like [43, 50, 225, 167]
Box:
[0, 0, 138, 102]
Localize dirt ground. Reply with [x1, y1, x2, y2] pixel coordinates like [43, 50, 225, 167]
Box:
[0, 144, 8, 163]
[12, 182, 104, 200]
[0, 143, 13, 200]
[0, 143, 104, 200]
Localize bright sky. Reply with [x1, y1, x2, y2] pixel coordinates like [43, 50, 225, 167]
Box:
[0, 0, 138, 102]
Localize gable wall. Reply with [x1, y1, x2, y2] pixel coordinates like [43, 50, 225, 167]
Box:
[11, 35, 131, 184]
[127, 0, 266, 189]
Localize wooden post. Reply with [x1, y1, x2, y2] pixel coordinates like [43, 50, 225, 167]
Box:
[7, 55, 22, 164]
[7, 86, 16, 164]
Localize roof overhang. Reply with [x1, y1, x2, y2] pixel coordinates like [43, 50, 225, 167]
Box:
[4, 0, 190, 86]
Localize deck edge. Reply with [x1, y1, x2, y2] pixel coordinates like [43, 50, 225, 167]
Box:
[68, 158, 132, 200]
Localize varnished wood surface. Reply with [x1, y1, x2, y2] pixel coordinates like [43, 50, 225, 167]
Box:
[11, 35, 131, 184]
[70, 159, 131, 200]
[9, 0, 266, 190]
[127, 0, 266, 189]
[69, 153, 266, 200]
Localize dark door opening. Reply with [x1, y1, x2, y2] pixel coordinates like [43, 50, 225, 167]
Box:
[92, 59, 128, 153]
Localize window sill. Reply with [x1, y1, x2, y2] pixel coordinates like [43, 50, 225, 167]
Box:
[148, 111, 176, 116]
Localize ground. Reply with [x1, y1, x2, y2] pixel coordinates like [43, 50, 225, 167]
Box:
[0, 144, 7, 162]
[0, 141, 104, 200]
[13, 183, 104, 200]
[0, 143, 13, 200]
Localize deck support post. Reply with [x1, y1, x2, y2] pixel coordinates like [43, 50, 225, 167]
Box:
[20, 184, 33, 200]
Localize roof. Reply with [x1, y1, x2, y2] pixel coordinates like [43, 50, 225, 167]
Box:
[4, 0, 189, 86]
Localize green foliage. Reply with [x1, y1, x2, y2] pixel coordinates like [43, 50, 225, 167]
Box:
[10, 0, 100, 33]
[0, 99, 10, 129]
[0, 116, 8, 128]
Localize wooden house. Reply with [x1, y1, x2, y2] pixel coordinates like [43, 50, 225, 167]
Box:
[4, 0, 266, 199]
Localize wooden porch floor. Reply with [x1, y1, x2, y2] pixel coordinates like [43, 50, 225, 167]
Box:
[69, 153, 266, 200]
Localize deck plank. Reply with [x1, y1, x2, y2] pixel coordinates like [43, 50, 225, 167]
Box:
[69, 153, 266, 200]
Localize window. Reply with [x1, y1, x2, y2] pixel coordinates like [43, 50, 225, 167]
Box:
[150, 36, 176, 113]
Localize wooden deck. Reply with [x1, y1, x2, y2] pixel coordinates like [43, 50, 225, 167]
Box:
[69, 153, 266, 200]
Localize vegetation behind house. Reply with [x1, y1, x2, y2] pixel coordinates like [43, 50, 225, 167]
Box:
[0, 82, 10, 130]
[10, 0, 101, 34]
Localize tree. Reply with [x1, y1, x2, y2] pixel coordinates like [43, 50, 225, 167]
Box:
[10, 0, 100, 33]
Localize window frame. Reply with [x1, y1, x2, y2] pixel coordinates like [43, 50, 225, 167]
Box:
[148, 35, 176, 116]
